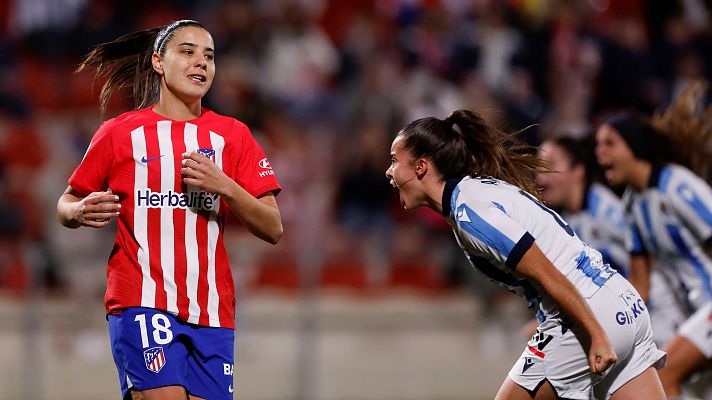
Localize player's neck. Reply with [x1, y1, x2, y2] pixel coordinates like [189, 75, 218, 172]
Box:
[154, 92, 202, 121]
[566, 182, 585, 213]
[425, 179, 447, 215]
[628, 160, 652, 192]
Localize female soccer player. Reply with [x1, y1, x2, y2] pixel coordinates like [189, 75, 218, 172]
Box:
[57, 20, 282, 400]
[386, 109, 666, 400]
[596, 109, 712, 399]
[537, 136, 629, 274]
[538, 136, 687, 347]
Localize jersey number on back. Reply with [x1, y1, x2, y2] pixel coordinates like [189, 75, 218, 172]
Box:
[519, 190, 575, 237]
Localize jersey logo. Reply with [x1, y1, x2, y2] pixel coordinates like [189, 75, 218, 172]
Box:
[141, 155, 164, 163]
[527, 331, 553, 359]
[228, 384, 234, 393]
[258, 158, 272, 169]
[522, 357, 535, 373]
[258, 158, 275, 177]
[457, 208, 471, 223]
[136, 189, 218, 211]
[143, 346, 166, 373]
[197, 148, 215, 161]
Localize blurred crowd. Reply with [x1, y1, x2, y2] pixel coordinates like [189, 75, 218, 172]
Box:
[0, 0, 710, 299]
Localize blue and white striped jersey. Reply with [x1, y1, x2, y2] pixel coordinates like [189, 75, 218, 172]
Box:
[624, 164, 712, 311]
[562, 183, 629, 275]
[442, 176, 616, 315]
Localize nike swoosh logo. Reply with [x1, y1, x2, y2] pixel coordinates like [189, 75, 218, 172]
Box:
[141, 155, 164, 163]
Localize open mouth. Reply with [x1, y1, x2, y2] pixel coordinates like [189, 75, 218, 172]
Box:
[599, 163, 617, 181]
[188, 74, 206, 83]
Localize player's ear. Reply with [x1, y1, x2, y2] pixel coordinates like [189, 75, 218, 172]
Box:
[415, 158, 428, 177]
[152, 53, 164, 75]
[572, 164, 585, 181]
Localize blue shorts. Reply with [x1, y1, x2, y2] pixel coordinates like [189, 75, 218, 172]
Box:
[108, 307, 235, 400]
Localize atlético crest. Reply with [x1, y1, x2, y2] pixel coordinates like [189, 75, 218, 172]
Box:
[197, 148, 215, 162]
[144, 346, 167, 373]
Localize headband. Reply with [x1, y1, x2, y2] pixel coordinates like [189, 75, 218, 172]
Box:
[153, 20, 200, 53]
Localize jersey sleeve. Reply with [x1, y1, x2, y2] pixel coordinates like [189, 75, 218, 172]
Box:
[68, 121, 113, 196]
[667, 170, 712, 242]
[233, 123, 281, 198]
[454, 201, 535, 270]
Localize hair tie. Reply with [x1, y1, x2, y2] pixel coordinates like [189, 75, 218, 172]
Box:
[153, 20, 200, 53]
[444, 116, 463, 137]
[444, 116, 455, 129]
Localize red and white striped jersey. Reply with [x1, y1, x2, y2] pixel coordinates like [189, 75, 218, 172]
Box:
[69, 106, 281, 329]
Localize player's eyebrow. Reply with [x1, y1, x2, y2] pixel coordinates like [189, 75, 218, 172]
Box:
[177, 42, 214, 52]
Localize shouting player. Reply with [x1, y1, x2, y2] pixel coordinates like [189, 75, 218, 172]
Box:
[596, 107, 712, 399]
[386, 109, 666, 399]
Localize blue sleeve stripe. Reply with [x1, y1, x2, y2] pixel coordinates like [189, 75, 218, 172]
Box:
[640, 200, 658, 251]
[666, 224, 712, 298]
[677, 184, 712, 231]
[659, 166, 673, 192]
[506, 232, 535, 269]
[587, 187, 601, 217]
[456, 204, 516, 258]
[629, 223, 646, 255]
[450, 185, 461, 219]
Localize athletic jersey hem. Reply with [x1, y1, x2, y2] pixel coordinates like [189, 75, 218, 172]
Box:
[107, 306, 236, 329]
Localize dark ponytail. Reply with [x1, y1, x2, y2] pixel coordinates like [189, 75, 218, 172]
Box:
[77, 20, 205, 113]
[399, 109, 546, 197]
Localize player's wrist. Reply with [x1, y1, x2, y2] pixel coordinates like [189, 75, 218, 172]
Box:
[217, 178, 241, 200]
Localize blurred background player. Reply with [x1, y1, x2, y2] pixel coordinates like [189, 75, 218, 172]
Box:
[537, 135, 687, 348]
[595, 85, 712, 399]
[56, 20, 282, 399]
[386, 109, 666, 400]
[537, 135, 628, 274]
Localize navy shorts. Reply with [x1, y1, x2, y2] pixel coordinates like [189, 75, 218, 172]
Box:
[108, 307, 235, 399]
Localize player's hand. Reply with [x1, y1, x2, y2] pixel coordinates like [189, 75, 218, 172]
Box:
[588, 336, 617, 375]
[181, 151, 231, 195]
[75, 191, 120, 228]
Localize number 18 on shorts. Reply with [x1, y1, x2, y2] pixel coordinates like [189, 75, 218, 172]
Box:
[108, 307, 235, 399]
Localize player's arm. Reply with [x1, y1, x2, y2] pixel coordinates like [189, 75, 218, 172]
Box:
[57, 185, 121, 229]
[515, 243, 617, 375]
[180, 152, 283, 244]
[224, 189, 282, 245]
[628, 254, 651, 302]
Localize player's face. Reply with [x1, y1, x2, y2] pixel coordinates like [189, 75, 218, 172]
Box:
[595, 124, 636, 186]
[386, 136, 422, 211]
[157, 26, 215, 104]
[537, 142, 579, 209]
